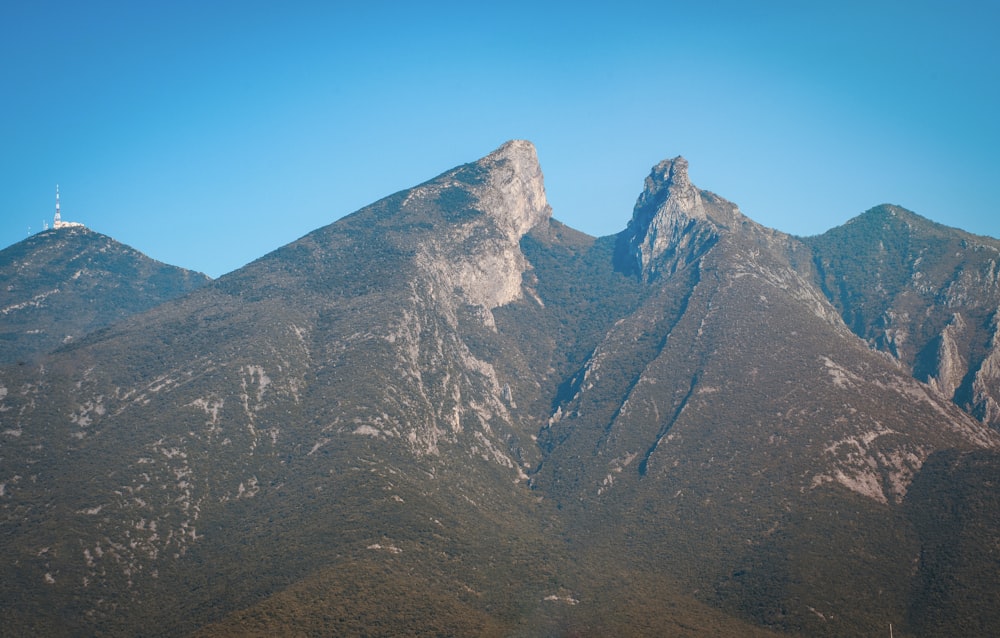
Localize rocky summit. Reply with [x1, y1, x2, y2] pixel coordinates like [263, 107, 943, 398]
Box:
[1, 141, 998, 637]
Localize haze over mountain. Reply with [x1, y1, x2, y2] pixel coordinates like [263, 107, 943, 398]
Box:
[1, 141, 998, 636]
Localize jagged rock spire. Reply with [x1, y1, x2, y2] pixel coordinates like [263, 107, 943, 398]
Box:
[634, 157, 704, 224]
[620, 156, 715, 279]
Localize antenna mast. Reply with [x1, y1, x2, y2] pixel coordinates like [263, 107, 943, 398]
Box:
[54, 184, 61, 226]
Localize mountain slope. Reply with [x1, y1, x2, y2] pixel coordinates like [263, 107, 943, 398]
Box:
[0, 226, 210, 364]
[805, 205, 1000, 428]
[0, 141, 628, 636]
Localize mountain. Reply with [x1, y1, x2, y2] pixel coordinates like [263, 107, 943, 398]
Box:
[805, 205, 1000, 428]
[1, 141, 998, 636]
[530, 157, 999, 635]
[0, 226, 211, 364]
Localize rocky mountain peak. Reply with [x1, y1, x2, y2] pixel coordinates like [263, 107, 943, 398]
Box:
[469, 139, 551, 240]
[396, 140, 553, 322]
[618, 156, 718, 279]
[636, 156, 701, 217]
[5, 142, 1000, 636]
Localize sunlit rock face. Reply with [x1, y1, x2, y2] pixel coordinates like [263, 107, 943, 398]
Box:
[475, 139, 551, 240]
[621, 156, 710, 279]
[412, 139, 551, 320]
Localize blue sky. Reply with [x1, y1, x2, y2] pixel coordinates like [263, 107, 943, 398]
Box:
[2, 1, 998, 278]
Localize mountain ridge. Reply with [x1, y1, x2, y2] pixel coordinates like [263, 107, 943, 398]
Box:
[1, 140, 998, 636]
[0, 226, 210, 365]
[806, 203, 1000, 429]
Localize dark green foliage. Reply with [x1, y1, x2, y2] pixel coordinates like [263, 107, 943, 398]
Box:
[905, 450, 1000, 637]
[451, 161, 489, 186]
[716, 485, 917, 635]
[512, 222, 646, 414]
[437, 186, 483, 223]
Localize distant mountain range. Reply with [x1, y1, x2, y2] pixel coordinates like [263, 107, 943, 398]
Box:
[1, 140, 998, 636]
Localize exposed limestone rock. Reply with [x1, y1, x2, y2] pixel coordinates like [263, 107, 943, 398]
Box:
[806, 205, 1000, 429]
[415, 140, 551, 321]
[811, 423, 932, 505]
[616, 156, 847, 333]
[928, 313, 968, 399]
[475, 140, 551, 241]
[622, 157, 716, 278]
[971, 308, 1000, 424]
[6, 141, 1000, 636]
[637, 157, 706, 223]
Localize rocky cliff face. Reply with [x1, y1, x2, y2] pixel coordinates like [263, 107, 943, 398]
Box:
[619, 156, 720, 279]
[0, 141, 562, 635]
[972, 324, 1000, 424]
[410, 139, 550, 321]
[543, 161, 998, 508]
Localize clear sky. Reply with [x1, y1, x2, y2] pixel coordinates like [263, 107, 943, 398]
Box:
[2, 1, 998, 278]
